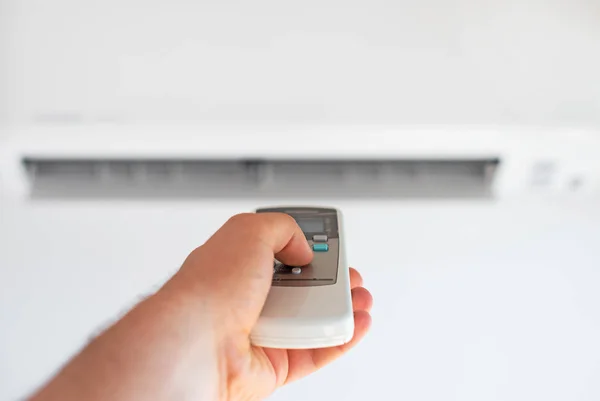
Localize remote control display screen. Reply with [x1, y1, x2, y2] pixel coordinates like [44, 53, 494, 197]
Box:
[256, 207, 338, 239]
[296, 217, 324, 233]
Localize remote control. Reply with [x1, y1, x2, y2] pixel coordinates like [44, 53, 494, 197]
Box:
[250, 206, 354, 349]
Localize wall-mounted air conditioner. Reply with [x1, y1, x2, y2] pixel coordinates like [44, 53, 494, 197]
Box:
[2, 1, 600, 201]
[2, 125, 599, 201]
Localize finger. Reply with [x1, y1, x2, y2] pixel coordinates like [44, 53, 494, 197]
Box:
[351, 287, 373, 312]
[310, 310, 372, 367]
[225, 212, 313, 266]
[349, 267, 363, 289]
[285, 311, 372, 384]
[204, 212, 313, 273]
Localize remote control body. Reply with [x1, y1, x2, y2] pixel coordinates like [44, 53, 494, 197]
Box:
[250, 206, 354, 349]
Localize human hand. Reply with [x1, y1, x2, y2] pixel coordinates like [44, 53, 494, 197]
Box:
[167, 212, 373, 400]
[29, 212, 372, 401]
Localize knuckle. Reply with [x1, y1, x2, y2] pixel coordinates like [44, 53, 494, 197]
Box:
[225, 212, 267, 235]
[226, 212, 256, 226]
[280, 212, 297, 224]
[225, 213, 261, 235]
[225, 211, 296, 236]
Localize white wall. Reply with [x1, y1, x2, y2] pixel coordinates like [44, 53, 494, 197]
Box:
[1, 197, 600, 401]
[2, 0, 600, 128]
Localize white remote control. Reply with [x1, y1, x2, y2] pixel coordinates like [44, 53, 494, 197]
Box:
[250, 206, 354, 349]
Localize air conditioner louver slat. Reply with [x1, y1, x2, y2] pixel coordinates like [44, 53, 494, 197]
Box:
[21, 158, 500, 199]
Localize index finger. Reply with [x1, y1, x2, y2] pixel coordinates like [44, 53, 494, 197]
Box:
[215, 212, 313, 266]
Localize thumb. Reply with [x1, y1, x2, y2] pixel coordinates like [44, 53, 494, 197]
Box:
[173, 213, 313, 330]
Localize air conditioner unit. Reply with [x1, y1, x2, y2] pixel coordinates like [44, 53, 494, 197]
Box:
[2, 124, 600, 201]
[2, 0, 600, 202]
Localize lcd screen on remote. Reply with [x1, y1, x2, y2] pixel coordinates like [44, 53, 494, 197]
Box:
[296, 218, 324, 233]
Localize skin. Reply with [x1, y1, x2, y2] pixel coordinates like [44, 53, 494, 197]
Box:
[29, 212, 373, 401]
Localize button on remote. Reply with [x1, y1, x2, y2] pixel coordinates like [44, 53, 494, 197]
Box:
[312, 243, 329, 252]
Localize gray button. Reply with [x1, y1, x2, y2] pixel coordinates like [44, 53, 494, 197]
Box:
[291, 267, 302, 274]
[313, 234, 328, 242]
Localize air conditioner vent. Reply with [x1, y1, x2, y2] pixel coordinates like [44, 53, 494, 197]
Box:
[21, 158, 500, 199]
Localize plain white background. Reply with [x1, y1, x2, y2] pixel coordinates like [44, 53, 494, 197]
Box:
[1, 0, 600, 128]
[2, 0, 600, 400]
[1, 197, 600, 401]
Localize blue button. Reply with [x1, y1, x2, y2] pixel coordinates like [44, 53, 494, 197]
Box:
[312, 243, 329, 252]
